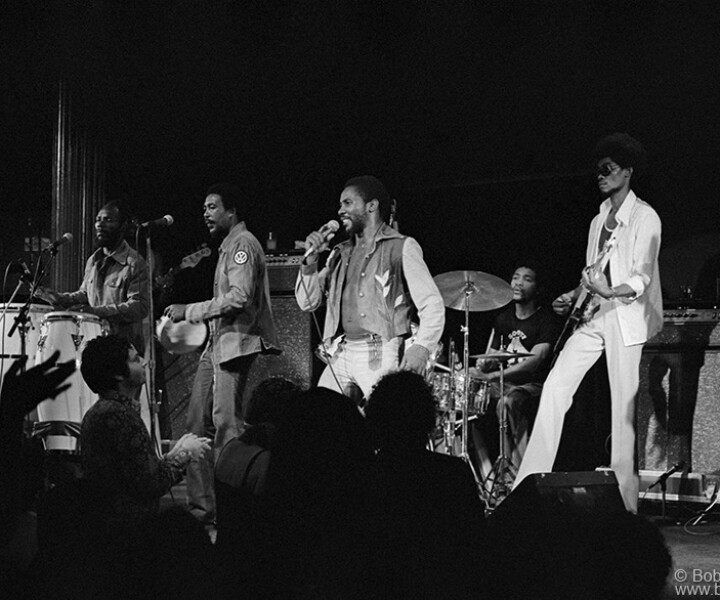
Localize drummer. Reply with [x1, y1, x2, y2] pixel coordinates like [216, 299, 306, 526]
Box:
[37, 200, 149, 352]
[469, 263, 560, 474]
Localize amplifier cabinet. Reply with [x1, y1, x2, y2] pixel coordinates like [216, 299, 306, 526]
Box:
[266, 253, 303, 294]
[160, 295, 324, 441]
[245, 295, 323, 394]
[637, 319, 720, 476]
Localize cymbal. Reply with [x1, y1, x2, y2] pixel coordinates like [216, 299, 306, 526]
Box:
[470, 351, 533, 360]
[433, 270, 512, 312]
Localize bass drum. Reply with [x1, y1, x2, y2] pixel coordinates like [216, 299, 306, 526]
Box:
[34, 311, 108, 452]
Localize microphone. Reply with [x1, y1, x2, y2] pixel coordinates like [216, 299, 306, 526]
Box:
[303, 220, 340, 258]
[647, 460, 686, 490]
[44, 232, 73, 253]
[9, 260, 32, 281]
[140, 215, 174, 228]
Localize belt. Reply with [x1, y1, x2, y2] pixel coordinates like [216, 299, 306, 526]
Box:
[342, 332, 379, 341]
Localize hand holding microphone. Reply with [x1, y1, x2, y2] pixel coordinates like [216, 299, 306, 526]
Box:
[303, 220, 340, 262]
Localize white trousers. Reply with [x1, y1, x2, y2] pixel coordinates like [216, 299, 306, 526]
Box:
[513, 302, 644, 512]
[318, 335, 402, 401]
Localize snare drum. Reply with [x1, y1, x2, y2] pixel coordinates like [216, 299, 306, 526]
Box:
[34, 311, 108, 452]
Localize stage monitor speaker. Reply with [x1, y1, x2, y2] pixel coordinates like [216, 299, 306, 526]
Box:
[491, 470, 626, 525]
[486, 471, 670, 600]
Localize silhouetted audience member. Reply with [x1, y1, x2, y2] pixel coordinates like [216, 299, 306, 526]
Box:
[127, 505, 217, 600]
[0, 352, 74, 597]
[33, 335, 210, 599]
[363, 370, 488, 599]
[284, 387, 376, 599]
[214, 376, 303, 598]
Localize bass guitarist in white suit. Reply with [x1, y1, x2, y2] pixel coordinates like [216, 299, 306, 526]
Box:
[514, 133, 663, 512]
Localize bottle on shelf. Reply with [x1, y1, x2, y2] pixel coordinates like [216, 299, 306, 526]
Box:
[266, 232, 277, 252]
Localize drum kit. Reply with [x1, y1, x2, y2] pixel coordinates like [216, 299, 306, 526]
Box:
[429, 270, 530, 508]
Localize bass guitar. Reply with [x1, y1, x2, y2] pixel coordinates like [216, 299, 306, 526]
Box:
[552, 236, 617, 362]
[154, 245, 212, 291]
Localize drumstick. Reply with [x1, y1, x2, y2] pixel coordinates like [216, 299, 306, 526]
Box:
[486, 328, 494, 354]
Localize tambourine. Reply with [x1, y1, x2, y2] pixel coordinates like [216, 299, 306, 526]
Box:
[155, 316, 208, 354]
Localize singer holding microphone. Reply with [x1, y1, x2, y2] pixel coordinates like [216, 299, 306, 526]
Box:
[296, 175, 445, 405]
[164, 182, 279, 526]
[37, 200, 149, 352]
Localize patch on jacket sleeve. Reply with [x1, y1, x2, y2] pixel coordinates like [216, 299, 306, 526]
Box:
[234, 250, 248, 265]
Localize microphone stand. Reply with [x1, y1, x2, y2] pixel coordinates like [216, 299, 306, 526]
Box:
[647, 463, 685, 525]
[4, 250, 57, 373]
[144, 232, 162, 456]
[659, 478, 669, 523]
[2, 251, 56, 444]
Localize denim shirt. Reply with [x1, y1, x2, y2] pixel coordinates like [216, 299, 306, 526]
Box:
[296, 224, 444, 356]
[186, 222, 280, 364]
[55, 239, 149, 351]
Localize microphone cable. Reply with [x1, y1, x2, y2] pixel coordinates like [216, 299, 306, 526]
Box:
[296, 247, 346, 400]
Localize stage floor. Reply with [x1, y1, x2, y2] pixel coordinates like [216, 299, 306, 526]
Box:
[662, 523, 720, 598]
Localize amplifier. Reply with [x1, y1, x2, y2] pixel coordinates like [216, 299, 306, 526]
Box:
[266, 252, 303, 294]
[662, 308, 720, 323]
[639, 311, 720, 478]
[650, 311, 720, 347]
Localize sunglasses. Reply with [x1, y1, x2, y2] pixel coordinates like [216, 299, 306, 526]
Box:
[596, 163, 621, 177]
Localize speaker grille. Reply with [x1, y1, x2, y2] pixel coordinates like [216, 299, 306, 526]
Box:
[160, 295, 323, 440]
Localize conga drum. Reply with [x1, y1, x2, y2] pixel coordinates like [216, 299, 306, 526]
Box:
[34, 311, 108, 452]
[0, 302, 54, 379]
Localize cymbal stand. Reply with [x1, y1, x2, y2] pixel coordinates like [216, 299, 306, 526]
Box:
[483, 342, 517, 506]
[458, 281, 483, 492]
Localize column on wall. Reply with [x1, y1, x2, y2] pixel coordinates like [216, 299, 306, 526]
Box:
[51, 80, 105, 292]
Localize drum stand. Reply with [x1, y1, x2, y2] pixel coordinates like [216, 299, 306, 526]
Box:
[482, 355, 517, 506]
